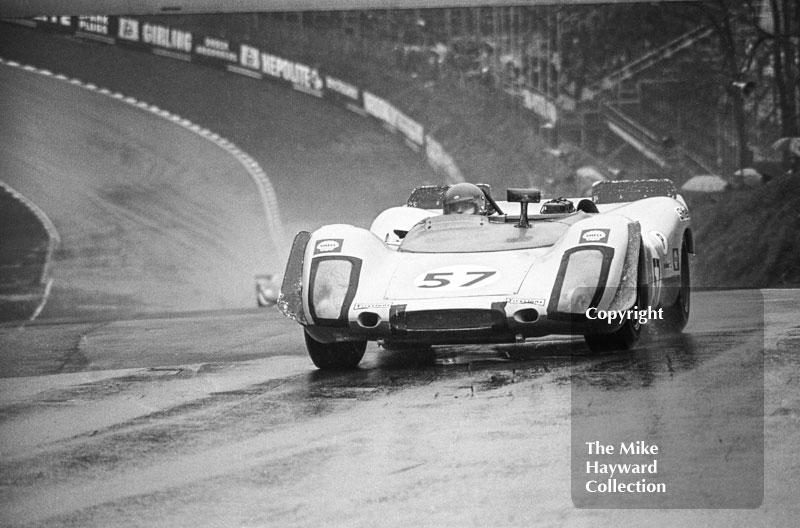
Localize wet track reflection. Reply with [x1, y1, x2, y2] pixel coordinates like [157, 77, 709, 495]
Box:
[0, 290, 794, 527]
[321, 329, 710, 395]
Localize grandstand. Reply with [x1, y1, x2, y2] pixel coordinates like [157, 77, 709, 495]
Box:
[150, 4, 790, 183]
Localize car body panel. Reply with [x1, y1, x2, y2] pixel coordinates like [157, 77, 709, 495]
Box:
[279, 181, 691, 347]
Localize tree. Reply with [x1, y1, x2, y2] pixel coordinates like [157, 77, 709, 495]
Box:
[758, 0, 799, 141]
[692, 0, 799, 170]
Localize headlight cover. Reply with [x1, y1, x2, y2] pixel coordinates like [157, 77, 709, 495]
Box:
[309, 256, 362, 325]
[549, 246, 614, 318]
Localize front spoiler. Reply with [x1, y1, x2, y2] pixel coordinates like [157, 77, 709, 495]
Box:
[304, 301, 626, 345]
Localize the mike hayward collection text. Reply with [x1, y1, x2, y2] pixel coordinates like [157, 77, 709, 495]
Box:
[584, 441, 666, 494]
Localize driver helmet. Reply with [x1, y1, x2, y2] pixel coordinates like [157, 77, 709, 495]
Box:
[442, 183, 487, 215]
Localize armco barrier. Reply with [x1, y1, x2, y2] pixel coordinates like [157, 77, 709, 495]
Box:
[8, 15, 464, 185]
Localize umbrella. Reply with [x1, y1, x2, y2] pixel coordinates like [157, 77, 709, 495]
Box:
[681, 175, 729, 193]
[576, 166, 606, 182]
[733, 167, 764, 187]
[771, 137, 800, 156]
[733, 167, 760, 177]
[575, 166, 606, 196]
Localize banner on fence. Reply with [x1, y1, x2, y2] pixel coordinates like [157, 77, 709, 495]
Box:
[425, 135, 464, 184]
[239, 44, 323, 97]
[396, 111, 424, 147]
[7, 15, 464, 180]
[77, 16, 111, 36]
[325, 75, 359, 101]
[363, 91, 398, 132]
[194, 36, 238, 63]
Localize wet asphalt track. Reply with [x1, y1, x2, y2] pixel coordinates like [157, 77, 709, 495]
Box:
[1, 288, 798, 527]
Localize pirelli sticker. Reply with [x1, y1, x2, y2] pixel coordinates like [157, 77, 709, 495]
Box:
[580, 229, 610, 244]
[314, 239, 343, 255]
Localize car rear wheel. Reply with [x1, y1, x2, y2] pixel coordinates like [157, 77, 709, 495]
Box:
[304, 330, 366, 370]
[659, 239, 691, 333]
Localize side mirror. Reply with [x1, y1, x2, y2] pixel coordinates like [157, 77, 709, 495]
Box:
[506, 188, 541, 203]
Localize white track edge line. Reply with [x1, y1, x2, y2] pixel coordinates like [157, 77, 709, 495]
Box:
[0, 180, 61, 321]
[0, 56, 288, 265]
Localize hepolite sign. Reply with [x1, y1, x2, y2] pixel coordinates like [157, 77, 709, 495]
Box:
[239, 44, 323, 95]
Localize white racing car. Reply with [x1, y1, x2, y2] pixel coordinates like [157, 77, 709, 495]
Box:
[255, 273, 281, 306]
[278, 179, 692, 369]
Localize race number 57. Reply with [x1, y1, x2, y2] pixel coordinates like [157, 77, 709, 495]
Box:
[414, 266, 500, 290]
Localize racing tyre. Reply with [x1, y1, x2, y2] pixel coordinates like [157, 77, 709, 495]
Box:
[584, 242, 645, 353]
[304, 330, 366, 370]
[659, 239, 691, 333]
[584, 316, 642, 353]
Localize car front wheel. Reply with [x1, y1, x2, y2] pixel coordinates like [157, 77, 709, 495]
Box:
[584, 242, 645, 353]
[304, 330, 366, 370]
[584, 315, 642, 353]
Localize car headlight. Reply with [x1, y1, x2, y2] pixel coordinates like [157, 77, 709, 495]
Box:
[552, 247, 614, 315]
[309, 257, 361, 324]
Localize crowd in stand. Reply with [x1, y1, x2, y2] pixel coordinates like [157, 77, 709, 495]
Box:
[157, 7, 793, 182]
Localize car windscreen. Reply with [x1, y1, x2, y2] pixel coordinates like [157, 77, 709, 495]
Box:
[399, 213, 587, 253]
